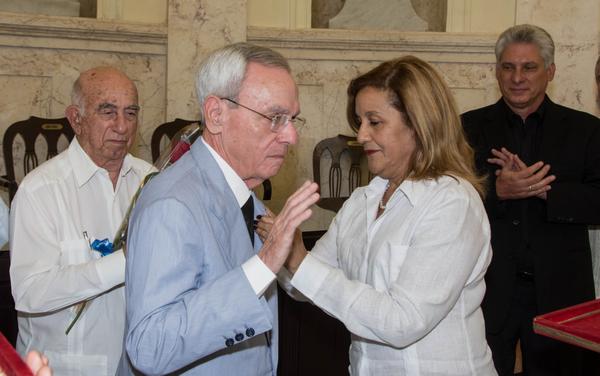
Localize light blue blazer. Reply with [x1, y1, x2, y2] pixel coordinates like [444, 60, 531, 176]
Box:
[120, 140, 278, 375]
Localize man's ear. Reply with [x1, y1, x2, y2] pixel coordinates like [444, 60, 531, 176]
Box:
[203, 96, 225, 134]
[65, 105, 82, 135]
[546, 62, 556, 82]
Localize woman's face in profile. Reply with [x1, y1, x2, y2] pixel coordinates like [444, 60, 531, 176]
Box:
[354, 86, 416, 185]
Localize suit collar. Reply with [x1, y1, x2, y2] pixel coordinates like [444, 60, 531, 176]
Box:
[482, 96, 566, 161]
[189, 139, 264, 257]
[200, 138, 251, 208]
[480, 99, 513, 151]
[539, 96, 567, 161]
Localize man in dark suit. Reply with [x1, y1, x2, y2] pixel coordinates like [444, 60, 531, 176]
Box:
[463, 24, 600, 375]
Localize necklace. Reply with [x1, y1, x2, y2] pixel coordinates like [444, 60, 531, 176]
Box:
[379, 182, 391, 210]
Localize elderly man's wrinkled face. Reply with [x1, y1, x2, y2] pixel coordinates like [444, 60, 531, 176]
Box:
[219, 62, 300, 189]
[71, 69, 139, 169]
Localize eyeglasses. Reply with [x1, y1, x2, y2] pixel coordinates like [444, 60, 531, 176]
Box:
[221, 97, 306, 133]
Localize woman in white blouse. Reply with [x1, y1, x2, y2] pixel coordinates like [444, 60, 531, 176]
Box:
[258, 56, 497, 375]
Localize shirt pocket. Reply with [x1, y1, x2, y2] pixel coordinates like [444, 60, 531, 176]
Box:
[44, 350, 108, 376]
[370, 243, 409, 288]
[59, 238, 93, 266]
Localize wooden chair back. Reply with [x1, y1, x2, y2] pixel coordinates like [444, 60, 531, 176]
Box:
[312, 134, 368, 212]
[2, 116, 74, 203]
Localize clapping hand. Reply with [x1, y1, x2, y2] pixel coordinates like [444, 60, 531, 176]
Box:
[487, 147, 555, 200]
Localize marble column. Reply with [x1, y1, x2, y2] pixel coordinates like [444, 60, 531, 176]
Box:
[166, 0, 247, 120]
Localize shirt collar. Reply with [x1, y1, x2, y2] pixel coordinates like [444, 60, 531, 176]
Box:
[366, 176, 420, 208]
[68, 137, 133, 188]
[202, 138, 251, 208]
[502, 95, 548, 126]
[398, 179, 421, 207]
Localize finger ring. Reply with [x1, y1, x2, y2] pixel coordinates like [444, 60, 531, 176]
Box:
[528, 185, 533, 191]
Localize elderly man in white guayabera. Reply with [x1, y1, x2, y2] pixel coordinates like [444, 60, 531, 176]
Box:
[9, 66, 154, 376]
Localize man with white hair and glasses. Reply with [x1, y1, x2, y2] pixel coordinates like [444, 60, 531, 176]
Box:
[120, 43, 319, 375]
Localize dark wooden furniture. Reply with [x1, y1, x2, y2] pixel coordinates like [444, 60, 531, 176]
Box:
[3, 116, 74, 203]
[150, 118, 202, 163]
[150, 118, 273, 200]
[278, 230, 350, 376]
[313, 134, 368, 212]
[0, 252, 16, 346]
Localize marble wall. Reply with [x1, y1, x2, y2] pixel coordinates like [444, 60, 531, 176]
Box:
[0, 12, 167, 174]
[0, 0, 598, 230]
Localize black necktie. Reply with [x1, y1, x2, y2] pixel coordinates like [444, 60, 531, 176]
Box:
[241, 195, 254, 246]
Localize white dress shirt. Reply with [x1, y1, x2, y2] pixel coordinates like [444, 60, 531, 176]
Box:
[289, 176, 497, 375]
[10, 138, 153, 376]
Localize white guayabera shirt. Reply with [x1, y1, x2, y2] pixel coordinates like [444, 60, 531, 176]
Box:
[9, 138, 153, 376]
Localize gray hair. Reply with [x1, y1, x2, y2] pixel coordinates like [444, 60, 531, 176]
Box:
[195, 42, 291, 120]
[495, 24, 555, 68]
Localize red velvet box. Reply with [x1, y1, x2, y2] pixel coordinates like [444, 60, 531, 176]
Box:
[534, 298, 600, 353]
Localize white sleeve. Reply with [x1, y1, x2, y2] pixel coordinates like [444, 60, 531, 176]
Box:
[291, 190, 490, 348]
[241, 255, 276, 296]
[277, 216, 342, 301]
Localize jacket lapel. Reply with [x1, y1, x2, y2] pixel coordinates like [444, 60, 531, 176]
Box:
[539, 98, 568, 165]
[482, 99, 515, 152]
[191, 141, 259, 267]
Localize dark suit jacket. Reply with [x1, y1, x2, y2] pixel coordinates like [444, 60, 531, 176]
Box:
[462, 97, 600, 333]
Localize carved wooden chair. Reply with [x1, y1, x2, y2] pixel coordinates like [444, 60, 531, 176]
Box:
[150, 118, 272, 200]
[2, 116, 74, 203]
[312, 134, 369, 212]
[151, 118, 202, 163]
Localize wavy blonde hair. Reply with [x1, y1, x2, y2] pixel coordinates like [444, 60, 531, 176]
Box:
[347, 55, 485, 197]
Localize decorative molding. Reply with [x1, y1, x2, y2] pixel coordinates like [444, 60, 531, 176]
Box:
[0, 11, 167, 55]
[248, 26, 497, 63]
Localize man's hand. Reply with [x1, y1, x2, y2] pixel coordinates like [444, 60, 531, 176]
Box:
[258, 181, 319, 273]
[24, 350, 52, 376]
[488, 147, 521, 171]
[487, 147, 555, 200]
[256, 208, 307, 274]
